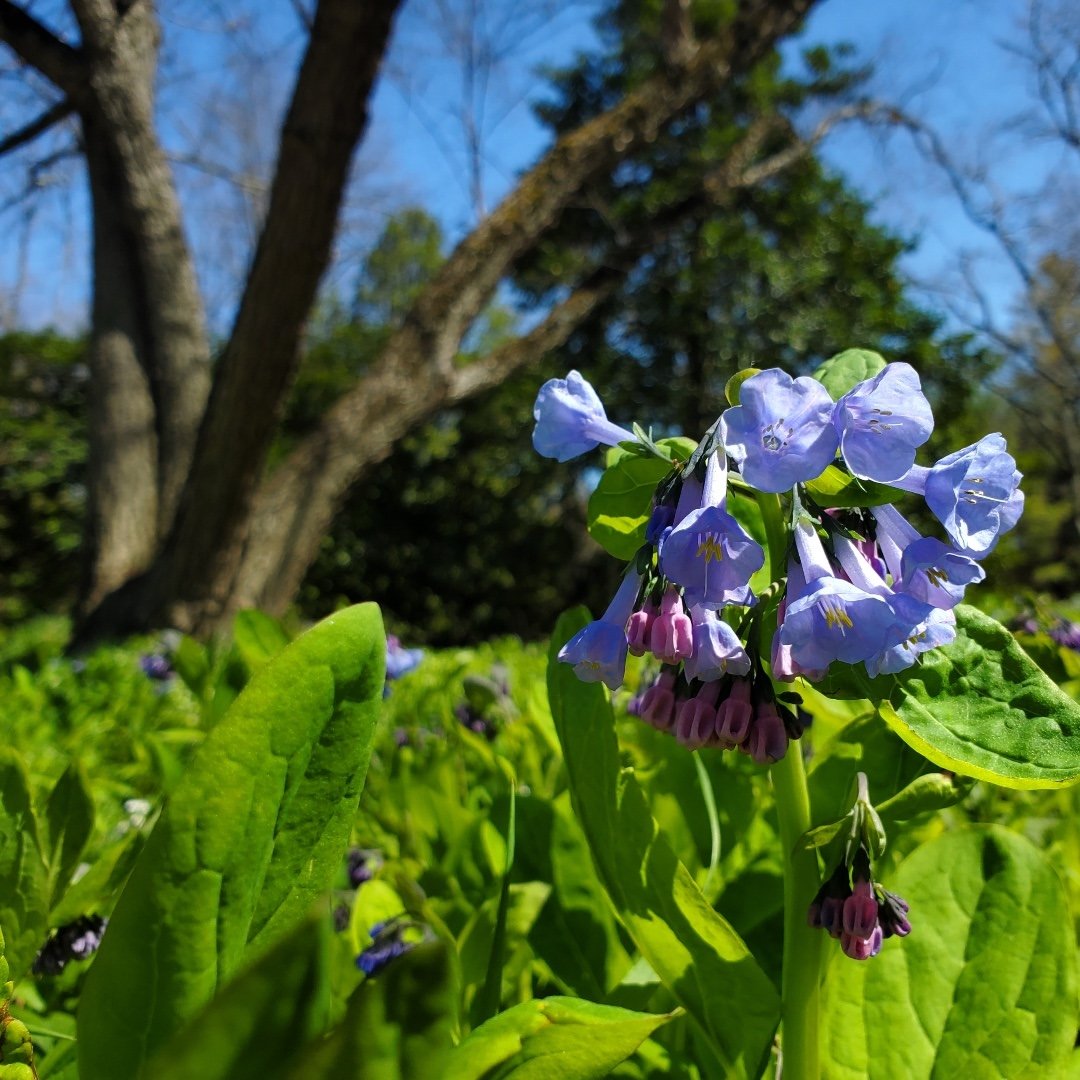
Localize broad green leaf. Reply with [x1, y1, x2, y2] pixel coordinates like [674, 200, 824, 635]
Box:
[547, 610, 780, 1077]
[514, 794, 632, 1000]
[293, 942, 454, 1080]
[77, 603, 386, 1080]
[586, 438, 696, 561]
[802, 465, 902, 509]
[811, 348, 886, 399]
[43, 762, 94, 910]
[822, 826, 1077, 1079]
[444, 997, 674, 1080]
[0, 750, 48, 981]
[874, 606, 1080, 789]
[145, 916, 331, 1080]
[232, 609, 292, 674]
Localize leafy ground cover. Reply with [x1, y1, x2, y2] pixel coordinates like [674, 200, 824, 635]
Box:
[0, 606, 1076, 1077]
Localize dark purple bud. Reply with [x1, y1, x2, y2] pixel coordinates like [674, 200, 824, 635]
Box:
[333, 904, 351, 932]
[346, 848, 382, 888]
[879, 888, 912, 938]
[809, 864, 852, 937]
[356, 919, 414, 977]
[33, 915, 108, 975]
[746, 701, 789, 765]
[843, 879, 879, 940]
[646, 504, 676, 546]
[841, 924, 883, 961]
[393, 727, 410, 748]
[640, 672, 678, 732]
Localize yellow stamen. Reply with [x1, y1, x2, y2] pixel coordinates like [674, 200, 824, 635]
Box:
[823, 607, 853, 631]
[696, 535, 725, 563]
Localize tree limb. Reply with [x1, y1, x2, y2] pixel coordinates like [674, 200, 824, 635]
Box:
[0, 95, 74, 158]
[0, 2, 85, 95]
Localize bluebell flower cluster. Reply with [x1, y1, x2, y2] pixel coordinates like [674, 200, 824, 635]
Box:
[356, 917, 420, 977]
[533, 361, 1022, 763]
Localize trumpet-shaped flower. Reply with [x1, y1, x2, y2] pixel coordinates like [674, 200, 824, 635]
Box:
[865, 597, 956, 677]
[871, 504, 985, 609]
[659, 454, 764, 607]
[779, 523, 898, 670]
[558, 572, 641, 689]
[721, 369, 838, 492]
[683, 605, 751, 681]
[833, 363, 934, 482]
[893, 433, 1023, 555]
[532, 370, 637, 461]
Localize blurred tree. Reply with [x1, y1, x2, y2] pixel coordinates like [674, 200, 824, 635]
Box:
[0, 332, 85, 619]
[0, 0, 823, 639]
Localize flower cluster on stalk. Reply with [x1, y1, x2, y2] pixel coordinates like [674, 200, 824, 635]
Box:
[533, 362, 1022, 766]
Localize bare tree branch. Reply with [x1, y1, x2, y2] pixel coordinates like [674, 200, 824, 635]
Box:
[0, 95, 74, 158]
[0, 1, 85, 95]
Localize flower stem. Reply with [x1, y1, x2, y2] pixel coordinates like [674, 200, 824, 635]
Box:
[757, 489, 823, 1078]
[772, 745, 824, 1080]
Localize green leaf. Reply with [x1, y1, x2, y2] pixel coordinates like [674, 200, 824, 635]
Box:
[822, 826, 1077, 1079]
[0, 750, 48, 981]
[444, 997, 674, 1080]
[802, 465, 902, 509]
[811, 348, 886, 399]
[586, 438, 695, 560]
[725, 368, 761, 406]
[873, 605, 1080, 789]
[874, 773, 973, 825]
[145, 915, 331, 1080]
[77, 603, 386, 1080]
[471, 762, 517, 1027]
[293, 942, 455, 1080]
[547, 610, 781, 1077]
[43, 762, 95, 910]
[515, 794, 632, 1000]
[232, 609, 292, 674]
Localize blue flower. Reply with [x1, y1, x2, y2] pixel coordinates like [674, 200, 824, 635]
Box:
[357, 920, 413, 977]
[658, 453, 764, 607]
[893, 434, 1023, 555]
[683, 605, 751, 681]
[871, 504, 985, 609]
[557, 572, 641, 689]
[779, 523, 898, 670]
[833, 363, 934, 482]
[532, 370, 637, 461]
[386, 636, 425, 680]
[721, 369, 838, 492]
[864, 597, 956, 677]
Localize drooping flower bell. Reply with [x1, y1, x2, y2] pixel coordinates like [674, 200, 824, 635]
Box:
[720, 368, 839, 493]
[658, 452, 764, 609]
[532, 370, 636, 461]
[683, 605, 751, 682]
[833, 362, 934, 483]
[557, 571, 642, 690]
[892, 433, 1024, 555]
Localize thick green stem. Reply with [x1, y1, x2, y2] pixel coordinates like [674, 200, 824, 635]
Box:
[772, 745, 824, 1080]
[756, 488, 823, 1078]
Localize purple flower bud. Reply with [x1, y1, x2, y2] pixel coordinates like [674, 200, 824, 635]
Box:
[640, 672, 678, 731]
[139, 654, 172, 681]
[879, 888, 912, 938]
[841, 925, 883, 960]
[646, 503, 676, 545]
[843, 879, 879, 940]
[721, 369, 839, 492]
[532, 370, 637, 461]
[673, 680, 723, 749]
[357, 921, 414, 977]
[626, 602, 658, 656]
[746, 700, 789, 765]
[346, 848, 383, 888]
[833, 363, 934, 483]
[715, 677, 753, 747]
[649, 587, 694, 665]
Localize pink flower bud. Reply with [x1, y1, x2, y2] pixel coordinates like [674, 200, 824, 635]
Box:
[640, 672, 677, 732]
[650, 588, 693, 665]
[715, 677, 753, 747]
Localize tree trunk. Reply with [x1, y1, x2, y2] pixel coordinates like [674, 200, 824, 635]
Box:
[75, 0, 211, 608]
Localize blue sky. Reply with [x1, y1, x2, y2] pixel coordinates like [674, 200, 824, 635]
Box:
[0, 0, 1068, 338]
